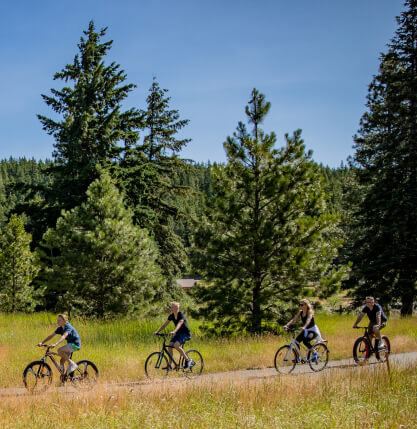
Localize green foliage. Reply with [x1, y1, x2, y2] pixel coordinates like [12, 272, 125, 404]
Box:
[119, 78, 192, 281]
[0, 214, 40, 312]
[41, 172, 163, 317]
[348, 0, 417, 314]
[37, 21, 142, 231]
[192, 89, 349, 334]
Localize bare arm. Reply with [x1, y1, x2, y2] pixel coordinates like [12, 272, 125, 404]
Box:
[375, 311, 382, 326]
[52, 332, 68, 347]
[154, 320, 170, 335]
[285, 312, 301, 328]
[38, 332, 56, 346]
[353, 312, 365, 328]
[169, 319, 184, 335]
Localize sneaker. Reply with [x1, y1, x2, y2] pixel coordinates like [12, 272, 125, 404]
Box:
[378, 342, 386, 351]
[67, 361, 78, 374]
[311, 351, 318, 363]
[185, 359, 195, 369]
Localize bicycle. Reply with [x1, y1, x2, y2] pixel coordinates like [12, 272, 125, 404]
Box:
[23, 344, 99, 393]
[274, 327, 329, 374]
[353, 326, 391, 365]
[145, 333, 204, 379]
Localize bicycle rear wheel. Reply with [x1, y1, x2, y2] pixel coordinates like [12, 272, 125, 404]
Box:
[72, 360, 99, 389]
[182, 349, 204, 378]
[274, 345, 297, 374]
[23, 361, 52, 393]
[308, 343, 329, 372]
[145, 352, 170, 379]
[353, 337, 370, 364]
[376, 336, 391, 362]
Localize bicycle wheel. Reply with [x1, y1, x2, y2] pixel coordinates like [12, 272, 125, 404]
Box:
[23, 361, 53, 393]
[308, 343, 329, 372]
[375, 336, 391, 362]
[145, 352, 170, 379]
[353, 337, 370, 364]
[72, 360, 99, 389]
[274, 345, 297, 374]
[182, 349, 204, 378]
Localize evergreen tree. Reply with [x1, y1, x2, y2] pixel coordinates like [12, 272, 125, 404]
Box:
[192, 89, 347, 334]
[349, 0, 417, 314]
[38, 21, 142, 229]
[42, 172, 163, 317]
[120, 78, 192, 280]
[0, 214, 40, 312]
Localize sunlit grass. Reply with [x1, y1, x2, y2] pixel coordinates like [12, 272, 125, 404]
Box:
[0, 361, 416, 428]
[0, 312, 416, 387]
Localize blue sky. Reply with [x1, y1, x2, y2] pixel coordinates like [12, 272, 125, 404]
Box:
[0, 0, 404, 167]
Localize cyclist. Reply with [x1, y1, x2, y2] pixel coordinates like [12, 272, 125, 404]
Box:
[284, 299, 323, 360]
[38, 314, 81, 374]
[353, 296, 388, 350]
[154, 301, 194, 369]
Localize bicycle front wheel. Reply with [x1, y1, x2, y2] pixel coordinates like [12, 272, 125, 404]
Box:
[23, 361, 53, 393]
[145, 352, 170, 379]
[308, 343, 329, 372]
[274, 345, 297, 374]
[72, 360, 99, 389]
[353, 337, 370, 364]
[183, 349, 204, 378]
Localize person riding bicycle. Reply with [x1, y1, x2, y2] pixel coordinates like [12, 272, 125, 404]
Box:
[37, 314, 81, 374]
[353, 296, 388, 350]
[284, 299, 323, 360]
[154, 301, 194, 369]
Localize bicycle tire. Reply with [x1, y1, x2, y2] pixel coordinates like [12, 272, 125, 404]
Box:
[23, 360, 53, 393]
[73, 359, 99, 389]
[182, 349, 204, 378]
[375, 336, 391, 362]
[145, 352, 170, 379]
[274, 345, 297, 374]
[308, 342, 329, 372]
[353, 337, 370, 364]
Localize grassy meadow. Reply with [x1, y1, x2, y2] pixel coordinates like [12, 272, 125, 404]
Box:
[0, 361, 416, 428]
[0, 312, 416, 387]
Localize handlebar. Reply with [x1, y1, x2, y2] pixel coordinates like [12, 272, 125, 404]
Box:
[154, 333, 172, 337]
[37, 344, 54, 349]
[353, 326, 368, 329]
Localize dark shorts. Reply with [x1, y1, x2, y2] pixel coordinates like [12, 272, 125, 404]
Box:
[170, 333, 191, 345]
[367, 322, 386, 335]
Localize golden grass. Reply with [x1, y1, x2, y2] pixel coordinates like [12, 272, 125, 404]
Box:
[0, 362, 416, 428]
[0, 312, 416, 388]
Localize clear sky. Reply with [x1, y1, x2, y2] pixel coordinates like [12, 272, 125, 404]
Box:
[0, 0, 404, 167]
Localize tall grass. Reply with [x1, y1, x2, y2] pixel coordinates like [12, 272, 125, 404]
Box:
[0, 312, 416, 387]
[0, 362, 416, 428]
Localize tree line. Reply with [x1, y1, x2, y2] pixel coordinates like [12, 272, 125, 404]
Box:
[0, 1, 416, 331]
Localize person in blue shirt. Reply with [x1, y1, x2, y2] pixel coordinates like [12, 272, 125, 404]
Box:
[353, 296, 388, 350]
[38, 314, 81, 374]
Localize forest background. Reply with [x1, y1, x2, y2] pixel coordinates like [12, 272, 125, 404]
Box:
[0, 0, 416, 334]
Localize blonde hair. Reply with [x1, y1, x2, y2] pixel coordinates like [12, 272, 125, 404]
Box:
[57, 314, 68, 323]
[300, 299, 314, 317]
[170, 302, 180, 309]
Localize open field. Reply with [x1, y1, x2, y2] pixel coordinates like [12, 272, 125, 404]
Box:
[0, 312, 416, 388]
[0, 360, 416, 428]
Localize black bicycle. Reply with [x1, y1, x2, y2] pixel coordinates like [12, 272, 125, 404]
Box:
[23, 344, 99, 393]
[145, 333, 204, 379]
[353, 326, 391, 364]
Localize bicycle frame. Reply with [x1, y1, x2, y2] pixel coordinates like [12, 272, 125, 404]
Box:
[355, 327, 381, 354]
[154, 334, 185, 371]
[40, 345, 73, 375]
[283, 329, 319, 363]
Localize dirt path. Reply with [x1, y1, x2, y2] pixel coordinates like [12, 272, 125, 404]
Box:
[2, 351, 416, 397]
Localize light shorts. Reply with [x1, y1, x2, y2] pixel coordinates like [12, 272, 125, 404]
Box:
[67, 343, 81, 352]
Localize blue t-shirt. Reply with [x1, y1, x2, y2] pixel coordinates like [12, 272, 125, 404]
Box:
[55, 322, 81, 347]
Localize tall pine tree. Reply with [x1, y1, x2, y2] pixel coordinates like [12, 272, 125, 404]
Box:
[192, 89, 347, 333]
[349, 0, 417, 314]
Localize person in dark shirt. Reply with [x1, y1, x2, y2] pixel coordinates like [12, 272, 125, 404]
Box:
[154, 301, 194, 369]
[353, 296, 388, 350]
[38, 314, 81, 374]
